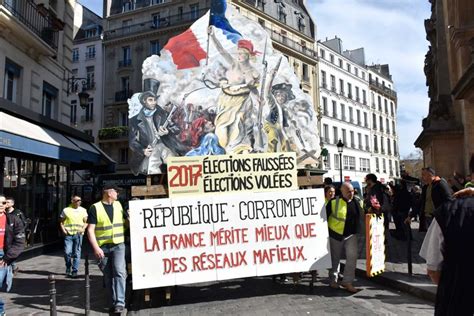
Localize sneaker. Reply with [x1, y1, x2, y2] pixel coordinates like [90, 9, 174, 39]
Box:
[341, 283, 360, 293]
[113, 306, 125, 314]
[70, 271, 78, 278]
[66, 267, 71, 276]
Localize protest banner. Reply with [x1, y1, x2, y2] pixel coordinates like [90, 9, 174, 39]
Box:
[129, 188, 330, 290]
[167, 152, 298, 198]
[365, 214, 385, 276]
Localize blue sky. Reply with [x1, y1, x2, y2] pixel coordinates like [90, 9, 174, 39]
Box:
[80, 0, 430, 158]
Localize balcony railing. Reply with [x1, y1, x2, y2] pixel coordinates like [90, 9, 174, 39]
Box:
[115, 89, 134, 102]
[98, 126, 129, 140]
[104, 8, 209, 41]
[369, 79, 397, 100]
[1, 0, 59, 50]
[263, 26, 317, 60]
[118, 59, 132, 68]
[81, 115, 94, 123]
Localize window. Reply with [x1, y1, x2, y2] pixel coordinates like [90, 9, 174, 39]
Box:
[394, 140, 398, 156]
[323, 124, 329, 142]
[150, 40, 160, 55]
[119, 148, 129, 164]
[321, 70, 327, 87]
[86, 66, 95, 90]
[86, 45, 96, 59]
[386, 118, 390, 134]
[84, 129, 93, 136]
[391, 102, 395, 116]
[177, 6, 183, 20]
[355, 68, 359, 76]
[342, 129, 347, 144]
[120, 111, 129, 126]
[334, 154, 340, 170]
[122, 0, 135, 12]
[297, 14, 305, 32]
[375, 157, 380, 172]
[84, 98, 94, 122]
[330, 54, 334, 63]
[330, 75, 336, 91]
[322, 97, 328, 115]
[340, 103, 345, 121]
[72, 48, 79, 62]
[85, 27, 97, 38]
[152, 13, 161, 27]
[356, 109, 361, 125]
[392, 121, 396, 135]
[355, 86, 360, 101]
[378, 96, 382, 111]
[302, 63, 309, 81]
[365, 135, 369, 150]
[42, 82, 58, 119]
[349, 107, 353, 123]
[395, 161, 399, 177]
[70, 100, 77, 124]
[338, 58, 343, 68]
[364, 112, 368, 127]
[343, 156, 356, 170]
[277, 2, 286, 23]
[384, 99, 388, 113]
[324, 154, 330, 169]
[358, 133, 362, 149]
[4, 58, 21, 103]
[333, 126, 338, 144]
[350, 131, 355, 148]
[121, 76, 130, 91]
[339, 79, 344, 94]
[360, 158, 370, 172]
[379, 116, 383, 132]
[258, 18, 265, 27]
[256, 0, 265, 10]
[332, 101, 337, 118]
[347, 82, 352, 98]
[373, 135, 378, 152]
[320, 49, 325, 59]
[190, 3, 199, 19]
[120, 46, 131, 67]
[372, 113, 377, 129]
[347, 64, 351, 73]
[381, 136, 385, 153]
[387, 139, 392, 155]
[382, 158, 386, 173]
[362, 90, 367, 104]
[362, 72, 366, 80]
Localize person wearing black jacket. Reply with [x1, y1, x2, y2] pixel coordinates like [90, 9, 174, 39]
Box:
[419, 188, 474, 315]
[412, 167, 453, 231]
[0, 194, 25, 314]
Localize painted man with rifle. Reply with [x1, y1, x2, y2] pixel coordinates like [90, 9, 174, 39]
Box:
[129, 79, 183, 175]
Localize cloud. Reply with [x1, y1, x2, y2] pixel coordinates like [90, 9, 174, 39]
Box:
[308, 0, 431, 158]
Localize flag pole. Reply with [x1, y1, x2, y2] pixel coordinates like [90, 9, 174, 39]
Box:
[206, 6, 212, 66]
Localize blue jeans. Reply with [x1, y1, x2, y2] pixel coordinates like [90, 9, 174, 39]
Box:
[64, 234, 83, 273]
[0, 250, 5, 314]
[98, 243, 127, 308]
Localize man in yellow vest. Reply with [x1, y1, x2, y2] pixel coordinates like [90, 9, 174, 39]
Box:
[87, 185, 127, 314]
[326, 182, 363, 293]
[59, 195, 88, 278]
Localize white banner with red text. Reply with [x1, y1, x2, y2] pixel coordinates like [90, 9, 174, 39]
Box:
[129, 188, 330, 289]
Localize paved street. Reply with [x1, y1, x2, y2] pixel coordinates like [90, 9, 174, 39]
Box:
[3, 248, 433, 315]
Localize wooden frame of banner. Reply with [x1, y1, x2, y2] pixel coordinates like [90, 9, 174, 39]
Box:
[129, 175, 172, 307]
[365, 213, 386, 277]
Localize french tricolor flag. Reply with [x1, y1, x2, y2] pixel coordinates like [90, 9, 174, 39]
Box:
[164, 0, 242, 70]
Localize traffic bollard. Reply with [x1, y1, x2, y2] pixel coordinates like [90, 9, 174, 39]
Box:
[85, 254, 90, 315]
[406, 222, 413, 275]
[48, 274, 57, 316]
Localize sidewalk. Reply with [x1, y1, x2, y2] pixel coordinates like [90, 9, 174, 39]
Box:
[2, 222, 435, 314]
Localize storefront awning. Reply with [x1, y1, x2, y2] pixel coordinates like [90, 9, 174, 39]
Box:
[0, 111, 115, 171]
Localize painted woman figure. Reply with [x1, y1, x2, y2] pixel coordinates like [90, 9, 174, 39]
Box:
[209, 26, 260, 154]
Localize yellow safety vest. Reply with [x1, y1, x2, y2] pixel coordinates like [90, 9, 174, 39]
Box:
[63, 206, 87, 235]
[94, 201, 125, 247]
[328, 197, 348, 235]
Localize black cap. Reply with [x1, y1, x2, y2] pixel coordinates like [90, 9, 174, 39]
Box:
[422, 167, 436, 175]
[102, 184, 120, 192]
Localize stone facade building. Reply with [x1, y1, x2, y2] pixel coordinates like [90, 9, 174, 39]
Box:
[415, 0, 474, 178]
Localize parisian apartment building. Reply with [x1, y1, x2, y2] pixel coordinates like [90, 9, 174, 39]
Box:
[98, 0, 319, 194]
[318, 37, 400, 184]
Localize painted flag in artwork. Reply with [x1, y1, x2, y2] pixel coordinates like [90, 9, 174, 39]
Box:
[164, 0, 241, 70]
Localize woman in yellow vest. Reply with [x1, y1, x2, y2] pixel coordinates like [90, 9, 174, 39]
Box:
[59, 195, 88, 278]
[326, 182, 363, 293]
[86, 185, 127, 314]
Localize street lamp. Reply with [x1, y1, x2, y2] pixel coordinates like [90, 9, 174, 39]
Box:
[336, 139, 344, 183]
[66, 77, 90, 109]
